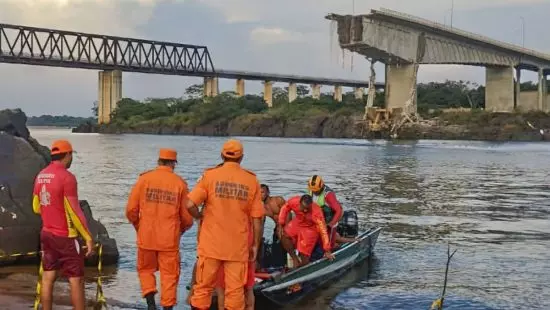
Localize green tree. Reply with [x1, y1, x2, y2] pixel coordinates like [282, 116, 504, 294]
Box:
[185, 84, 204, 99]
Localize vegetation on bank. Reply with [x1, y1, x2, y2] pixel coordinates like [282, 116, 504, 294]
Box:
[106, 80, 497, 128]
[27, 115, 96, 127]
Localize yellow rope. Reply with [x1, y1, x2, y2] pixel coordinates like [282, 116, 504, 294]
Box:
[33, 260, 43, 310]
[95, 244, 106, 306]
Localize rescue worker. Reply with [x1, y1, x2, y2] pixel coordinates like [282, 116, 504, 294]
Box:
[260, 184, 288, 267]
[187, 139, 265, 310]
[32, 139, 94, 310]
[278, 194, 335, 268]
[126, 148, 194, 310]
[307, 175, 343, 246]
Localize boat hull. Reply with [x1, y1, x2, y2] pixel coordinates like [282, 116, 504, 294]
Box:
[254, 226, 381, 306]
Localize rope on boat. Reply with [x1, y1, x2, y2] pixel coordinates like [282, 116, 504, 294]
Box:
[27, 243, 107, 309]
[430, 243, 457, 310]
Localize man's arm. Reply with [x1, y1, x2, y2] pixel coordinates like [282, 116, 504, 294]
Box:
[278, 202, 291, 227]
[325, 192, 343, 227]
[125, 178, 142, 231]
[187, 173, 208, 220]
[179, 182, 194, 233]
[250, 182, 266, 257]
[313, 208, 331, 251]
[32, 178, 41, 215]
[63, 174, 92, 242]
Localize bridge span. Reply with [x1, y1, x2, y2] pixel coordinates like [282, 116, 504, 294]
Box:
[0, 23, 379, 124]
[327, 8, 550, 114]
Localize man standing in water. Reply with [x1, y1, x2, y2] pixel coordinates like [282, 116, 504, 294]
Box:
[32, 140, 94, 310]
[187, 139, 264, 310]
[126, 148, 194, 310]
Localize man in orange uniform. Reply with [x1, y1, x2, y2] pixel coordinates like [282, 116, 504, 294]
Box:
[32, 140, 94, 310]
[278, 195, 335, 268]
[126, 148, 194, 310]
[187, 139, 264, 310]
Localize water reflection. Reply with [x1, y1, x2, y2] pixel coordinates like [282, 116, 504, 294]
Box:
[17, 129, 550, 310]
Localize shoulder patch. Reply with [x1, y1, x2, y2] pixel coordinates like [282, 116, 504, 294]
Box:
[242, 168, 256, 176]
[139, 169, 155, 176]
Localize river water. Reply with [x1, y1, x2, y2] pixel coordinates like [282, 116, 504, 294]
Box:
[26, 128, 550, 310]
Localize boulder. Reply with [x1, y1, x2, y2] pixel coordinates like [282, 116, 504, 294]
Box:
[0, 109, 119, 266]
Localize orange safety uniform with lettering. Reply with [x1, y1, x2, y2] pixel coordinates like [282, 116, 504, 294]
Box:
[188, 162, 264, 310]
[32, 161, 92, 242]
[126, 165, 194, 307]
[278, 196, 331, 256]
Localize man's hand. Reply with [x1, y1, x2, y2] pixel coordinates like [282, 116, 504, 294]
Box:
[324, 250, 335, 261]
[249, 245, 258, 262]
[85, 240, 94, 257]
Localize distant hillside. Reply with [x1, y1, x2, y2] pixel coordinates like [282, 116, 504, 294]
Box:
[27, 115, 96, 127]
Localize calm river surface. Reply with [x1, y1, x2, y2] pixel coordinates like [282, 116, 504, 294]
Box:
[28, 127, 550, 310]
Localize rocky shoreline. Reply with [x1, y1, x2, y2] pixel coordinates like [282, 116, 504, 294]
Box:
[72, 111, 550, 142]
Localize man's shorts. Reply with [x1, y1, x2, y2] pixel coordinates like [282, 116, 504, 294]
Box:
[216, 260, 255, 289]
[284, 219, 320, 257]
[40, 231, 84, 278]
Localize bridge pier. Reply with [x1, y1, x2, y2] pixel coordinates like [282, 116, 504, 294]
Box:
[538, 68, 548, 111]
[385, 64, 417, 111]
[485, 66, 514, 112]
[354, 87, 364, 100]
[515, 68, 521, 110]
[97, 70, 122, 124]
[311, 84, 321, 99]
[334, 85, 342, 102]
[204, 77, 218, 97]
[288, 83, 297, 102]
[263, 81, 273, 107]
[236, 79, 245, 97]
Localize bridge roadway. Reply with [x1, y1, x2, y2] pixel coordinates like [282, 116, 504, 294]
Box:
[0, 22, 381, 123]
[327, 8, 550, 113]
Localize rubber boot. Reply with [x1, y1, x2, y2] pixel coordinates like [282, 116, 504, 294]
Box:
[145, 292, 157, 310]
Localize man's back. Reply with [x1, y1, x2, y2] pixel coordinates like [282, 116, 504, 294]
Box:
[127, 166, 192, 251]
[283, 196, 324, 227]
[189, 162, 263, 262]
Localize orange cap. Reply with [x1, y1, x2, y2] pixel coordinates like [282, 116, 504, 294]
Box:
[221, 139, 243, 159]
[159, 148, 178, 161]
[50, 140, 74, 155]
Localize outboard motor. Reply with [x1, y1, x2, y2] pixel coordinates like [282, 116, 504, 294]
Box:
[336, 210, 359, 238]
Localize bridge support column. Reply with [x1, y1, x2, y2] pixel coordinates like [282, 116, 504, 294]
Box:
[538, 68, 548, 111]
[97, 70, 122, 124]
[236, 79, 245, 97]
[385, 64, 417, 112]
[263, 81, 273, 107]
[288, 83, 297, 103]
[311, 84, 321, 99]
[204, 77, 218, 97]
[354, 87, 364, 100]
[485, 66, 514, 112]
[334, 85, 342, 102]
[514, 68, 521, 109]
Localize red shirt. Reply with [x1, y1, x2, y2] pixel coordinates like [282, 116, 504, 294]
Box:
[278, 196, 331, 251]
[32, 161, 92, 241]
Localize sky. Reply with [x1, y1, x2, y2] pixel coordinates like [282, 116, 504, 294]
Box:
[0, 0, 549, 117]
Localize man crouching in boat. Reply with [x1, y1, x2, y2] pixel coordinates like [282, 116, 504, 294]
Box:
[278, 194, 335, 268]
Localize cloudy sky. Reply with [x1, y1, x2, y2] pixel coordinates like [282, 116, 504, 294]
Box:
[0, 0, 548, 117]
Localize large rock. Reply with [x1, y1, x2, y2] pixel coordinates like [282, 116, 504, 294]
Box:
[0, 109, 119, 266]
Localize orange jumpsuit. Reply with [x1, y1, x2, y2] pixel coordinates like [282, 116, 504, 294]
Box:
[188, 162, 264, 310]
[126, 165, 194, 307]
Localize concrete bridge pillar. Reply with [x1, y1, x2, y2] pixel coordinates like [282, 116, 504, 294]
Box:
[385, 64, 417, 111]
[538, 68, 548, 111]
[288, 82, 297, 103]
[311, 84, 321, 99]
[236, 79, 245, 97]
[204, 77, 219, 97]
[97, 70, 122, 124]
[354, 87, 364, 100]
[263, 81, 273, 107]
[485, 66, 514, 112]
[334, 85, 343, 102]
[515, 68, 521, 109]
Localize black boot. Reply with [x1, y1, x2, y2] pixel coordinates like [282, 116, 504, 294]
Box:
[145, 292, 157, 310]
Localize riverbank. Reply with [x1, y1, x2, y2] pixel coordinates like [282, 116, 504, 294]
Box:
[73, 109, 550, 142]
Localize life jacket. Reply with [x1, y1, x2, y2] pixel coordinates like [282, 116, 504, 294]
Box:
[308, 185, 334, 225]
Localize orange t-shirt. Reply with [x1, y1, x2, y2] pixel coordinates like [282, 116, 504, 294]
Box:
[188, 162, 264, 262]
[126, 166, 194, 251]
